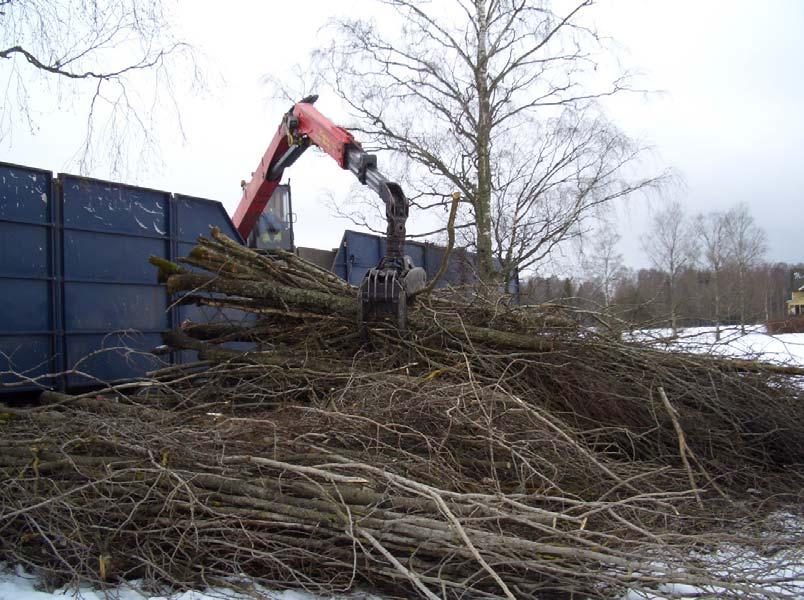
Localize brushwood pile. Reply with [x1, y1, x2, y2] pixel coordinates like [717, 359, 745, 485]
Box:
[1, 228, 803, 599]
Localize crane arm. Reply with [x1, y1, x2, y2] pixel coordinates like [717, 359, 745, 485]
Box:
[232, 96, 406, 259]
[231, 95, 425, 328]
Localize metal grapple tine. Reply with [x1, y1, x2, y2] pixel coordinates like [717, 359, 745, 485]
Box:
[357, 256, 427, 330]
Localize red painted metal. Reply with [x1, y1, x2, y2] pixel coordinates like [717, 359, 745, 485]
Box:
[232, 122, 289, 239]
[292, 102, 355, 167]
[232, 102, 357, 239]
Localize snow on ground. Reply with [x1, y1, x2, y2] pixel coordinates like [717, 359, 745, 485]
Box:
[632, 325, 804, 367]
[622, 538, 804, 599]
[3, 554, 803, 600]
[0, 563, 374, 600]
[3, 326, 802, 600]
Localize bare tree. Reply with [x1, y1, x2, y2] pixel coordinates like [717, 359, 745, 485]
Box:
[642, 200, 698, 337]
[1, 0, 200, 173]
[694, 210, 730, 340]
[580, 220, 626, 306]
[724, 203, 766, 333]
[315, 0, 664, 284]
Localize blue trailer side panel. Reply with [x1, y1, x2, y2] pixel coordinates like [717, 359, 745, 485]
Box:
[173, 194, 253, 362]
[174, 193, 247, 327]
[333, 230, 428, 287]
[0, 163, 59, 390]
[332, 229, 520, 295]
[59, 175, 171, 387]
[174, 194, 240, 244]
[0, 164, 244, 394]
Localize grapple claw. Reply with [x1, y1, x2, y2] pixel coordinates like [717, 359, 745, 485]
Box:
[358, 256, 426, 330]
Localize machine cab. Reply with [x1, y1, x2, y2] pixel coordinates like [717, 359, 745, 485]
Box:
[246, 184, 295, 251]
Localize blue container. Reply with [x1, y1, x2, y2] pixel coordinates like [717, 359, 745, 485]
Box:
[0, 162, 242, 394]
[332, 230, 519, 295]
[0, 163, 59, 390]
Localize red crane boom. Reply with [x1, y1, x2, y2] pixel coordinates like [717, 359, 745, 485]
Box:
[232, 96, 426, 328]
[232, 97, 355, 238]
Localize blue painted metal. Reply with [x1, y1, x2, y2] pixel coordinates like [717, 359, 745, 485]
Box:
[59, 174, 171, 387]
[172, 194, 255, 364]
[0, 163, 60, 390]
[0, 162, 242, 394]
[332, 230, 520, 295]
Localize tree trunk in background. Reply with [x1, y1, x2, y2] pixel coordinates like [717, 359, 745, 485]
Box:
[473, 0, 496, 283]
[739, 265, 746, 334]
[714, 270, 721, 341]
[668, 275, 678, 338]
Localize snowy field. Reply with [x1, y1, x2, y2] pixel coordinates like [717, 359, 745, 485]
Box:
[2, 326, 802, 600]
[633, 325, 804, 367]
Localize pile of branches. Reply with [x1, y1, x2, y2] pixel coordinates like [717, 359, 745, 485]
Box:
[2, 228, 803, 599]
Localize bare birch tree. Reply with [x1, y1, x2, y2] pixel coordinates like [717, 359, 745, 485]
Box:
[581, 220, 626, 306]
[695, 210, 730, 340]
[724, 203, 766, 333]
[1, 0, 200, 173]
[316, 0, 664, 284]
[642, 200, 698, 337]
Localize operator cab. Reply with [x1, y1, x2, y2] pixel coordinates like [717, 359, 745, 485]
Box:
[247, 184, 295, 252]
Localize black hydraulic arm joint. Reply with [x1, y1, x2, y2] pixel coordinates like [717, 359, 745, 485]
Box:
[356, 153, 377, 185]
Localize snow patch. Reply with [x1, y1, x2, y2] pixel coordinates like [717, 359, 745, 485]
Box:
[0, 564, 379, 600]
[631, 326, 804, 368]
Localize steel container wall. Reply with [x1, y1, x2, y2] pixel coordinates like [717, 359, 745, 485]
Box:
[173, 194, 255, 363]
[332, 229, 520, 295]
[0, 162, 242, 394]
[59, 174, 170, 387]
[0, 163, 59, 390]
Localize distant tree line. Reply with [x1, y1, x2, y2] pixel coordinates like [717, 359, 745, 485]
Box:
[521, 201, 801, 337]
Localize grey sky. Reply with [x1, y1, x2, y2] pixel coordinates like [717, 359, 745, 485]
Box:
[2, 0, 802, 269]
[598, 0, 804, 267]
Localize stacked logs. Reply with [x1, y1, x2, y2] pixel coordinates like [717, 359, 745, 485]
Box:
[1, 228, 803, 599]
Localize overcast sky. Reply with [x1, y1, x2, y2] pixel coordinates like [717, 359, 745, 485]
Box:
[2, 0, 802, 270]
